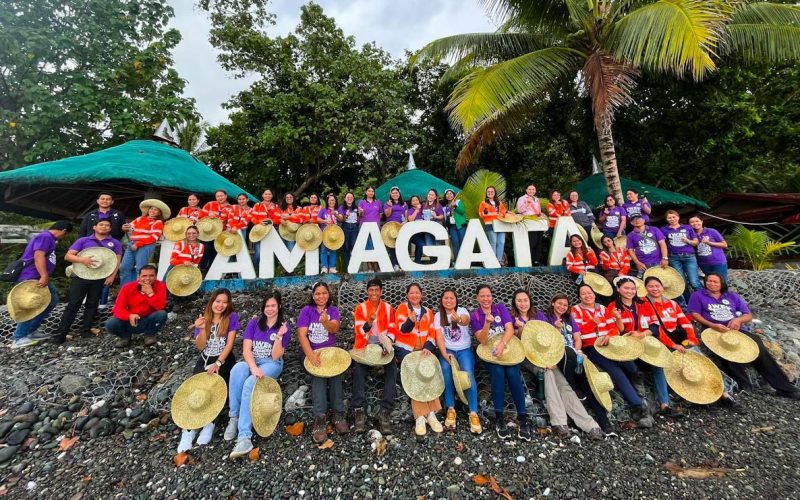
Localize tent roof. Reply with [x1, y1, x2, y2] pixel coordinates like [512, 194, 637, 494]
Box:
[575, 174, 709, 210]
[376, 168, 459, 202]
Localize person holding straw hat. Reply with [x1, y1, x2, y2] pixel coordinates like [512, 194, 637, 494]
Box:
[565, 234, 598, 278]
[249, 188, 280, 269]
[279, 192, 302, 250]
[689, 273, 800, 400]
[177, 288, 240, 452]
[383, 187, 405, 271]
[336, 192, 360, 270]
[318, 194, 341, 274]
[296, 282, 349, 444]
[177, 193, 208, 223]
[169, 225, 204, 270]
[200, 190, 232, 272]
[405, 195, 427, 264]
[225, 290, 291, 457]
[119, 200, 168, 285]
[599, 235, 631, 282]
[479, 186, 508, 263]
[626, 214, 668, 278]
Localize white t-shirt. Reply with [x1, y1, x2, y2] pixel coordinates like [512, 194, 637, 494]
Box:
[434, 307, 472, 351]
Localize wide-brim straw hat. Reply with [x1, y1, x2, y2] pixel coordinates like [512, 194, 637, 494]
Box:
[401, 351, 445, 402]
[166, 265, 203, 296]
[643, 266, 685, 300]
[381, 222, 402, 248]
[349, 344, 395, 366]
[613, 275, 647, 298]
[498, 213, 524, 224]
[638, 335, 672, 367]
[521, 320, 566, 368]
[196, 217, 223, 241]
[591, 224, 605, 248]
[215, 232, 244, 256]
[665, 350, 724, 404]
[614, 235, 628, 249]
[163, 217, 192, 242]
[322, 225, 345, 250]
[449, 354, 471, 405]
[476, 334, 526, 366]
[575, 225, 589, 245]
[73, 246, 118, 280]
[701, 328, 759, 364]
[583, 358, 614, 412]
[7, 280, 51, 322]
[250, 376, 283, 438]
[139, 199, 171, 220]
[595, 335, 644, 361]
[279, 221, 300, 242]
[303, 347, 352, 378]
[249, 222, 273, 243]
[170, 373, 227, 430]
[296, 223, 322, 251]
[584, 272, 613, 297]
[65, 265, 74, 278]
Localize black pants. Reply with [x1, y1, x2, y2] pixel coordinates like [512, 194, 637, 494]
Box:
[192, 353, 236, 383]
[714, 331, 797, 393]
[351, 360, 397, 411]
[561, 348, 612, 428]
[57, 276, 104, 337]
[199, 241, 217, 273]
[528, 231, 543, 265]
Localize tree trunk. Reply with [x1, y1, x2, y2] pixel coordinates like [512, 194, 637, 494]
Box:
[596, 116, 623, 203]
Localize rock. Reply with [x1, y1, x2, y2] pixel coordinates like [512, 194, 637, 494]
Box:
[74, 416, 90, 431]
[16, 402, 34, 414]
[0, 421, 14, 439]
[59, 374, 91, 395]
[446, 485, 460, 494]
[5, 428, 30, 446]
[0, 446, 20, 464]
[83, 417, 101, 431]
[67, 402, 83, 412]
[516, 455, 526, 463]
[90, 404, 110, 419]
[13, 412, 38, 424]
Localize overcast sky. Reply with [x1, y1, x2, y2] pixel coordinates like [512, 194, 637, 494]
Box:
[168, 0, 495, 124]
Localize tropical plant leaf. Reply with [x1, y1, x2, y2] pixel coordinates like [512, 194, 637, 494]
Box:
[479, 0, 573, 29]
[727, 224, 797, 270]
[581, 51, 640, 126]
[724, 24, 800, 63]
[460, 169, 507, 219]
[411, 32, 553, 67]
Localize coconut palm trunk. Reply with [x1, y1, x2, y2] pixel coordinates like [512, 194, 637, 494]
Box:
[596, 116, 623, 202]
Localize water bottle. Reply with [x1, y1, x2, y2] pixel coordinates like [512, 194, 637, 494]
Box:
[575, 353, 585, 375]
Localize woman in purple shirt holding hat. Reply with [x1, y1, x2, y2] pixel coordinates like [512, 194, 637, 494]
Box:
[688, 216, 729, 281]
[384, 187, 406, 270]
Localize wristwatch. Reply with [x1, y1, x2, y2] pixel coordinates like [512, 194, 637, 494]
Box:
[215, 360, 223, 367]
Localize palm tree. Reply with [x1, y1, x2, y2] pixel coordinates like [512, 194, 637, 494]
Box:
[412, 1, 800, 201]
[175, 119, 211, 158]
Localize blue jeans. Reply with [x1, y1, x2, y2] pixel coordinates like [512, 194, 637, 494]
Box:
[411, 233, 426, 263]
[669, 253, 702, 304]
[321, 245, 337, 270]
[282, 237, 295, 251]
[485, 224, 505, 262]
[105, 310, 167, 338]
[486, 362, 527, 416]
[439, 348, 479, 413]
[228, 359, 284, 439]
[119, 243, 156, 285]
[652, 367, 670, 406]
[14, 282, 58, 340]
[700, 263, 729, 282]
[342, 223, 358, 268]
[585, 346, 643, 407]
[448, 225, 466, 259]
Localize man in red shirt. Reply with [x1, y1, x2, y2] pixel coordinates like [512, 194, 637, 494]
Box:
[105, 265, 168, 348]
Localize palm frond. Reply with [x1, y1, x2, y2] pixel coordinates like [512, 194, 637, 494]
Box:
[581, 51, 640, 126]
[730, 3, 800, 26]
[459, 169, 508, 219]
[411, 32, 553, 67]
[727, 224, 798, 270]
[722, 3, 800, 62]
[564, 0, 593, 30]
[607, 0, 660, 23]
[480, 0, 572, 28]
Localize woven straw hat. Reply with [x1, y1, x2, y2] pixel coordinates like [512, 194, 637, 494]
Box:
[449, 354, 472, 405]
[643, 266, 685, 300]
[583, 357, 614, 412]
[613, 275, 647, 298]
[296, 224, 322, 251]
[65, 265, 74, 278]
[476, 334, 525, 366]
[584, 272, 613, 297]
[72, 247, 118, 280]
[163, 217, 192, 242]
[614, 235, 628, 249]
[665, 350, 724, 404]
[166, 265, 203, 296]
[400, 351, 445, 402]
[214, 232, 244, 256]
[520, 320, 566, 368]
[380, 222, 401, 248]
[638, 335, 672, 367]
[595, 335, 644, 361]
[250, 376, 283, 437]
[303, 347, 352, 378]
[170, 373, 227, 430]
[591, 224, 605, 248]
[7, 280, 51, 322]
[196, 217, 223, 241]
[139, 199, 171, 219]
[249, 222, 273, 243]
[349, 344, 395, 366]
[701, 328, 759, 364]
[322, 225, 345, 250]
[498, 213, 524, 224]
[575, 225, 589, 245]
[279, 221, 300, 242]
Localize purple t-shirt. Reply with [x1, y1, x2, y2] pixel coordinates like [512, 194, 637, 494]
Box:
[317, 208, 338, 230]
[421, 204, 444, 223]
[661, 224, 698, 255]
[358, 199, 382, 224]
[470, 304, 513, 338]
[338, 204, 359, 225]
[193, 312, 240, 357]
[627, 226, 665, 267]
[688, 289, 750, 325]
[536, 310, 579, 348]
[69, 235, 124, 256]
[405, 207, 422, 221]
[296, 305, 341, 349]
[244, 318, 293, 361]
[601, 206, 626, 234]
[696, 228, 727, 265]
[623, 200, 651, 224]
[384, 201, 406, 223]
[18, 231, 58, 282]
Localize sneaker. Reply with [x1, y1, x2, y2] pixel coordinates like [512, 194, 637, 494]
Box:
[587, 428, 604, 440]
[177, 429, 196, 453]
[633, 405, 654, 428]
[321, 267, 328, 274]
[518, 419, 533, 442]
[427, 412, 443, 433]
[599, 420, 615, 435]
[468, 413, 483, 434]
[312, 414, 328, 444]
[329, 269, 337, 274]
[115, 336, 131, 349]
[144, 335, 157, 347]
[51, 334, 67, 345]
[553, 425, 570, 438]
[415, 416, 427, 436]
[331, 412, 349, 434]
[393, 265, 401, 272]
[495, 419, 511, 440]
[659, 405, 685, 419]
[352, 408, 367, 434]
[11, 337, 38, 350]
[378, 409, 393, 435]
[444, 408, 457, 430]
[229, 437, 253, 458]
[719, 395, 745, 414]
[224, 417, 238, 441]
[776, 390, 800, 401]
[30, 330, 52, 340]
[196, 422, 215, 445]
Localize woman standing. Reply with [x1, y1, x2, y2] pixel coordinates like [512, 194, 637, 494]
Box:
[177, 193, 208, 223]
[120, 202, 166, 285]
[567, 191, 595, 239]
[565, 235, 598, 277]
[279, 193, 300, 250]
[443, 189, 467, 260]
[516, 185, 543, 265]
[200, 190, 231, 272]
[337, 192, 359, 269]
[598, 235, 631, 281]
[318, 194, 340, 274]
[598, 195, 627, 239]
[478, 186, 508, 263]
[384, 187, 406, 271]
[303, 194, 322, 223]
[250, 189, 280, 268]
[405, 195, 426, 264]
[622, 190, 652, 230]
[422, 189, 445, 252]
[688, 216, 729, 281]
[661, 210, 701, 303]
[546, 191, 571, 235]
[358, 186, 382, 272]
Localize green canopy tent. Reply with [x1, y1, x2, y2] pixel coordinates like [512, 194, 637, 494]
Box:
[0, 140, 255, 220]
[376, 153, 459, 202]
[575, 174, 709, 210]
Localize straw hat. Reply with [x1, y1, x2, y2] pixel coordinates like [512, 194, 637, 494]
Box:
[196, 217, 223, 241]
[449, 354, 472, 405]
[594, 335, 644, 361]
[583, 358, 614, 412]
[380, 222, 401, 248]
[613, 275, 647, 298]
[166, 265, 203, 296]
[65, 265, 74, 278]
[638, 335, 672, 367]
[614, 235, 628, 249]
[250, 376, 283, 437]
[400, 351, 445, 402]
[520, 320, 566, 368]
[476, 334, 525, 366]
[322, 225, 345, 250]
[163, 217, 191, 242]
[72, 247, 118, 280]
[139, 199, 171, 219]
[303, 347, 352, 378]
[584, 272, 613, 297]
[279, 221, 300, 242]
[349, 344, 395, 367]
[170, 373, 227, 430]
[245, 224, 268, 244]
[498, 213, 524, 224]
[591, 224, 604, 248]
[700, 328, 759, 364]
[575, 225, 589, 245]
[643, 266, 685, 300]
[665, 350, 724, 405]
[296, 224, 322, 251]
[214, 232, 243, 256]
[6, 280, 51, 322]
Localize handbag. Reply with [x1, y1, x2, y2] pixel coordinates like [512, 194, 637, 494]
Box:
[1, 256, 25, 282]
[646, 297, 688, 345]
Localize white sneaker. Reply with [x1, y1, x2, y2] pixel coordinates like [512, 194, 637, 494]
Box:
[11, 337, 38, 349]
[393, 265, 401, 272]
[427, 412, 443, 433]
[415, 416, 427, 436]
[196, 422, 215, 445]
[229, 437, 253, 458]
[177, 429, 196, 453]
[329, 268, 337, 274]
[321, 267, 328, 274]
[224, 417, 238, 441]
[30, 331, 52, 340]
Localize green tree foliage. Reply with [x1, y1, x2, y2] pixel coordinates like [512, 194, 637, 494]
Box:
[0, 0, 197, 170]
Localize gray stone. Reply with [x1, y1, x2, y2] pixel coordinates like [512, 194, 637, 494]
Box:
[59, 374, 91, 395]
[0, 446, 19, 464]
[0, 421, 14, 439]
[5, 428, 30, 446]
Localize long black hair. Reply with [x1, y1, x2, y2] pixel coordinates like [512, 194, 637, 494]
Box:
[612, 276, 642, 311]
[279, 193, 295, 211]
[438, 288, 460, 329]
[307, 282, 333, 308]
[545, 294, 571, 323]
[258, 290, 284, 331]
[511, 289, 535, 320]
